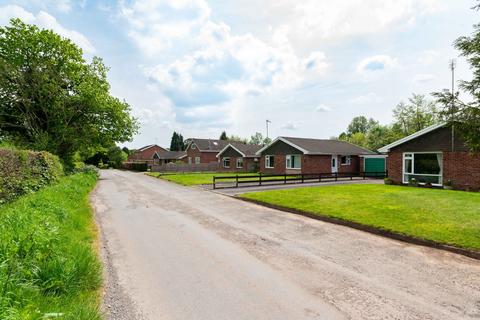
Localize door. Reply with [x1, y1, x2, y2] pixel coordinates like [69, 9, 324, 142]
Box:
[364, 158, 385, 174]
[331, 155, 338, 173]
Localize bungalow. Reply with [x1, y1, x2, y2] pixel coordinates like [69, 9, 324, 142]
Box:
[378, 123, 480, 190]
[184, 138, 229, 164]
[153, 150, 187, 165]
[256, 137, 377, 174]
[127, 144, 166, 164]
[216, 142, 262, 172]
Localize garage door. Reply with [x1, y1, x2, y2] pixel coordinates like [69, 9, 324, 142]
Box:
[364, 158, 385, 175]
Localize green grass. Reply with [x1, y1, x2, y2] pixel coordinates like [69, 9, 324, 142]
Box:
[241, 184, 480, 250]
[146, 172, 257, 186]
[0, 172, 102, 319]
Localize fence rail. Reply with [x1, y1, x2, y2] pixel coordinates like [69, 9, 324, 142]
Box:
[213, 171, 387, 189]
[151, 162, 220, 173]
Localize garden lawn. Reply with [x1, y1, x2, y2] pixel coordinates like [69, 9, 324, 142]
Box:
[0, 172, 102, 319]
[240, 184, 480, 250]
[146, 172, 256, 186]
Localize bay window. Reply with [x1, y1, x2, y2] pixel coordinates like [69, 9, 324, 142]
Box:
[403, 152, 443, 185]
[286, 154, 301, 169]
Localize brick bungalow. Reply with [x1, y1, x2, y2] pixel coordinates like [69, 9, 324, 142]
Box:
[184, 139, 229, 164]
[153, 150, 187, 165]
[378, 123, 480, 190]
[127, 144, 166, 165]
[256, 137, 376, 175]
[216, 142, 262, 172]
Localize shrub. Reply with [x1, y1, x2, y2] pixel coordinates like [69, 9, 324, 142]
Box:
[0, 148, 64, 204]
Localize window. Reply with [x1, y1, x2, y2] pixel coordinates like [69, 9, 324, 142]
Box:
[236, 158, 243, 168]
[223, 157, 230, 168]
[195, 157, 200, 164]
[191, 143, 196, 150]
[265, 155, 274, 168]
[286, 154, 301, 169]
[340, 155, 351, 165]
[403, 152, 443, 185]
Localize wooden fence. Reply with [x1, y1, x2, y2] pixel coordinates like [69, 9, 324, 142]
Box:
[213, 171, 387, 189]
[151, 162, 221, 173]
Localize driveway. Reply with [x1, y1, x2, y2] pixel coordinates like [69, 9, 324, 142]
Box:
[92, 170, 480, 320]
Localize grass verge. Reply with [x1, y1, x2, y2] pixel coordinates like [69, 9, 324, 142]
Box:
[240, 184, 480, 251]
[146, 172, 256, 186]
[0, 172, 102, 319]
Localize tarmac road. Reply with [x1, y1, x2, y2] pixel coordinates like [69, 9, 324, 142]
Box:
[92, 169, 480, 320]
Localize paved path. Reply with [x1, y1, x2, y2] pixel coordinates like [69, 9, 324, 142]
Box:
[92, 170, 480, 320]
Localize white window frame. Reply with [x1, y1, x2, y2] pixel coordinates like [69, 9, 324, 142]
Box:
[236, 158, 243, 168]
[340, 155, 351, 166]
[402, 152, 443, 186]
[223, 157, 230, 168]
[195, 156, 201, 164]
[191, 143, 196, 150]
[265, 155, 274, 168]
[286, 154, 302, 170]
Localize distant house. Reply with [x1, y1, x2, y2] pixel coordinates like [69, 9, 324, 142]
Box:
[153, 150, 187, 165]
[256, 137, 377, 174]
[378, 123, 480, 190]
[216, 142, 262, 172]
[127, 144, 167, 165]
[184, 139, 229, 164]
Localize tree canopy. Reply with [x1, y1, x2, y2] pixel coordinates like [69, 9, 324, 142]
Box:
[219, 131, 228, 140]
[0, 19, 138, 166]
[169, 131, 185, 151]
[433, 14, 480, 151]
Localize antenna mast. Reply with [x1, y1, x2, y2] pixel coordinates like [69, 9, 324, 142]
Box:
[449, 59, 456, 151]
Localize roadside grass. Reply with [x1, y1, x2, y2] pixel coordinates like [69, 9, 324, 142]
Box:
[240, 184, 480, 250]
[0, 172, 102, 319]
[146, 172, 256, 186]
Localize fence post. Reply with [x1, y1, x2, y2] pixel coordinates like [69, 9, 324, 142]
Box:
[213, 176, 216, 189]
[363, 171, 366, 180]
[319, 173, 321, 182]
[284, 174, 287, 184]
[335, 172, 338, 181]
[236, 175, 238, 188]
[259, 173, 262, 186]
[301, 174, 304, 183]
[350, 172, 353, 180]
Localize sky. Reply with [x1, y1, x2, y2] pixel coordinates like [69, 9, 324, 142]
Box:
[0, 0, 478, 148]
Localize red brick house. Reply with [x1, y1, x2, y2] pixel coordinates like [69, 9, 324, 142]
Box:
[216, 142, 262, 172]
[153, 150, 187, 165]
[379, 123, 480, 190]
[127, 144, 166, 165]
[256, 137, 376, 175]
[184, 139, 229, 164]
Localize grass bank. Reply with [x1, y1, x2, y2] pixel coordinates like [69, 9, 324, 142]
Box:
[146, 172, 256, 186]
[240, 184, 480, 251]
[0, 172, 102, 319]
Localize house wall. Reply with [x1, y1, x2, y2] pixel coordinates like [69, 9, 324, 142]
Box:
[184, 146, 219, 164]
[390, 126, 468, 153]
[127, 145, 166, 163]
[218, 156, 258, 172]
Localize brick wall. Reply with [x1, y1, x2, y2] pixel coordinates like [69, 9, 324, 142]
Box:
[303, 155, 331, 173]
[338, 156, 360, 173]
[443, 151, 480, 191]
[128, 145, 165, 162]
[387, 151, 403, 184]
[185, 147, 219, 164]
[260, 154, 287, 174]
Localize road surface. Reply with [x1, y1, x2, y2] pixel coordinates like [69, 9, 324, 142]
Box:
[92, 170, 480, 320]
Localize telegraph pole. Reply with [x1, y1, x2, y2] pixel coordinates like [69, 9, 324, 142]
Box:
[266, 119, 271, 140]
[449, 59, 456, 152]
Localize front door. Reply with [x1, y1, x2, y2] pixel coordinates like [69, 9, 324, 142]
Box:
[331, 155, 338, 173]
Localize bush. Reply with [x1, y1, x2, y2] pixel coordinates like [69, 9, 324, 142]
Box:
[0, 148, 64, 204]
[74, 165, 99, 177]
[129, 162, 148, 172]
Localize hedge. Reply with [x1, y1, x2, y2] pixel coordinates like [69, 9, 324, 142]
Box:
[0, 148, 64, 204]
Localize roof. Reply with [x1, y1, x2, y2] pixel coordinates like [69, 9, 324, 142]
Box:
[257, 136, 376, 155]
[377, 123, 446, 153]
[216, 142, 262, 158]
[187, 138, 229, 152]
[137, 144, 163, 152]
[154, 150, 187, 160]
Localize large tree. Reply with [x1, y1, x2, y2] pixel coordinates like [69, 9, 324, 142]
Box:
[392, 94, 439, 135]
[219, 131, 228, 140]
[433, 15, 480, 151]
[169, 131, 185, 151]
[0, 19, 138, 166]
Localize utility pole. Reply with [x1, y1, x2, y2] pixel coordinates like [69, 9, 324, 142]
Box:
[449, 59, 456, 152]
[266, 119, 271, 140]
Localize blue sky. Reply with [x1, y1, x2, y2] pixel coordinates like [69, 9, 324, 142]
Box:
[0, 0, 477, 148]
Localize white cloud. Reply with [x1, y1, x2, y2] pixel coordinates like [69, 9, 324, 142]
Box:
[281, 121, 301, 130]
[417, 50, 439, 65]
[413, 73, 435, 83]
[0, 5, 95, 53]
[357, 55, 398, 73]
[315, 104, 331, 112]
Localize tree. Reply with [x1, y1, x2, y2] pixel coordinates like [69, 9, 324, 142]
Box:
[249, 132, 271, 145]
[346, 116, 377, 135]
[228, 135, 248, 144]
[0, 19, 138, 167]
[219, 131, 228, 140]
[122, 146, 130, 155]
[169, 131, 185, 151]
[107, 146, 128, 168]
[433, 15, 480, 151]
[392, 94, 439, 135]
